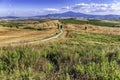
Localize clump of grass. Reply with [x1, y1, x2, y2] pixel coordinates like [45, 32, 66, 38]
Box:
[23, 27, 37, 30]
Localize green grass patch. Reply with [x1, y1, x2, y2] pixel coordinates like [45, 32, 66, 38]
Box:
[67, 30, 120, 44]
[0, 40, 120, 79]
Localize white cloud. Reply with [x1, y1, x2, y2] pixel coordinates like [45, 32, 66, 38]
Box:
[42, 2, 120, 15]
[62, 2, 120, 15]
[110, 3, 120, 10]
[75, 3, 90, 8]
[71, 3, 110, 13]
[9, 2, 120, 16]
[62, 6, 71, 10]
[43, 8, 60, 12]
[2, 2, 120, 16]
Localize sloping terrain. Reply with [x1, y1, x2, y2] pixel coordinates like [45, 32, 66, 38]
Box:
[65, 24, 120, 35]
[0, 20, 60, 45]
[0, 27, 58, 44]
[0, 19, 120, 80]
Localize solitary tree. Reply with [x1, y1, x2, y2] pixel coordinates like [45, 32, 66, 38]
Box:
[60, 25, 63, 29]
[57, 24, 60, 29]
[85, 26, 87, 30]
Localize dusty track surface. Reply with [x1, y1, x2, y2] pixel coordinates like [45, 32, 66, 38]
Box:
[41, 29, 63, 42]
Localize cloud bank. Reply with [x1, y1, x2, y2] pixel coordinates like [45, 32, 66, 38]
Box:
[45, 2, 120, 15]
[1, 2, 120, 16]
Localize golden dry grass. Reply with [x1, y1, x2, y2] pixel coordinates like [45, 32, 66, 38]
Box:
[0, 19, 120, 46]
[0, 20, 61, 45]
[0, 27, 58, 44]
[65, 24, 120, 35]
[21, 20, 60, 29]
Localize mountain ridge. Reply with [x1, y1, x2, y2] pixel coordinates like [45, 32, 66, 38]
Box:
[1, 11, 120, 20]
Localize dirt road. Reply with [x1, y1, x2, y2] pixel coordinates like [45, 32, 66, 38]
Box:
[0, 29, 63, 47]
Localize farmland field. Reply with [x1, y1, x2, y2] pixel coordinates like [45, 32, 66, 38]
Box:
[0, 19, 120, 80]
[0, 19, 60, 45]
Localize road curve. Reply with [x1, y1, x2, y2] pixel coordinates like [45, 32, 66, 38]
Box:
[27, 29, 63, 44]
[41, 29, 63, 42]
[0, 29, 63, 46]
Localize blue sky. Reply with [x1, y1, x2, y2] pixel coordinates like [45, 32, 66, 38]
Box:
[0, 0, 120, 16]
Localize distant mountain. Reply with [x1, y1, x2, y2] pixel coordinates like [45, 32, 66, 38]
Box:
[0, 16, 20, 19]
[1, 11, 120, 20]
[35, 11, 88, 18]
[34, 11, 120, 19]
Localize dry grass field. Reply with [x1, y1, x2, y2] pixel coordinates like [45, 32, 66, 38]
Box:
[0, 19, 120, 45]
[65, 24, 120, 35]
[0, 27, 58, 44]
[0, 20, 60, 45]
